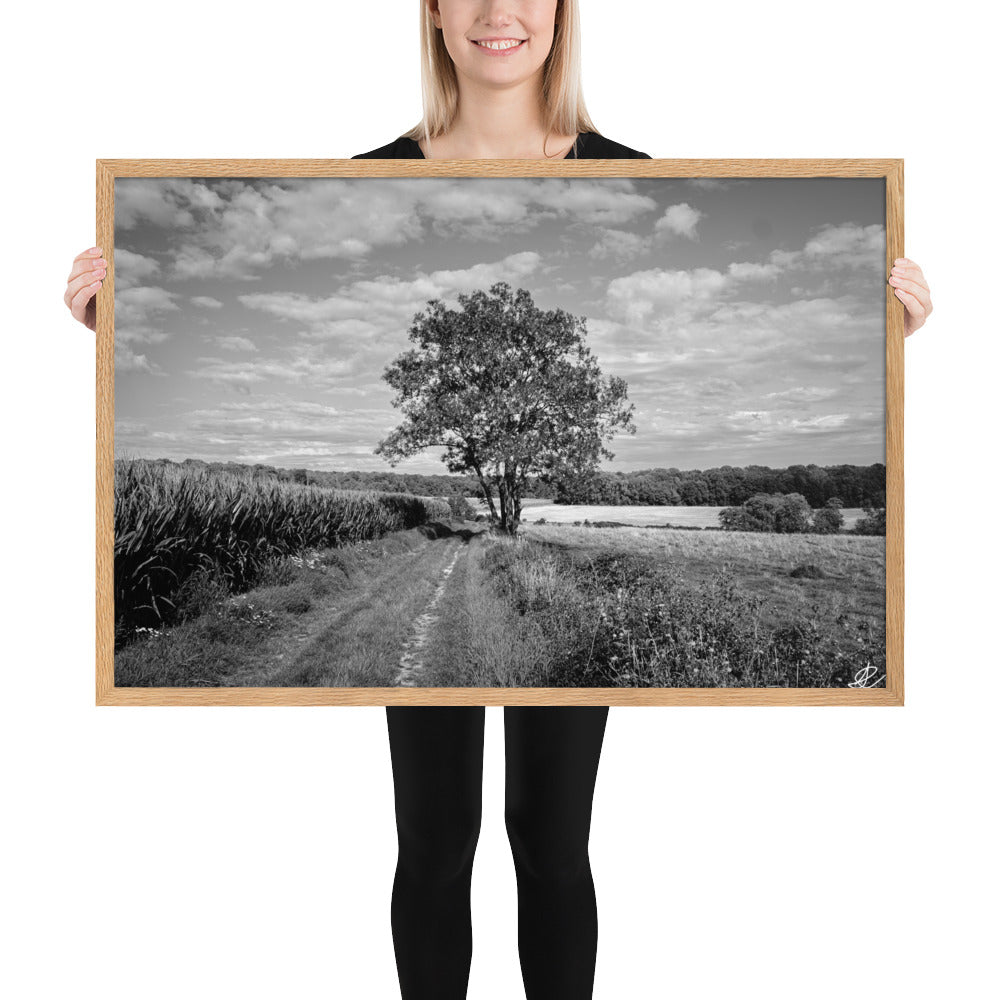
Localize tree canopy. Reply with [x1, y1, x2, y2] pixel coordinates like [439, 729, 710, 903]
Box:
[375, 282, 635, 533]
[719, 492, 814, 533]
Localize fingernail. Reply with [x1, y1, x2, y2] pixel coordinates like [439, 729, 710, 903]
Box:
[89, 246, 101, 254]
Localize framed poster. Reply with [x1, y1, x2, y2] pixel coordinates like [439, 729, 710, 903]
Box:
[95, 158, 903, 706]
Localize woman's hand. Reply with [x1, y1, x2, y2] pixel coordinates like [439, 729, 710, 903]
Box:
[888, 258, 933, 337]
[64, 246, 107, 331]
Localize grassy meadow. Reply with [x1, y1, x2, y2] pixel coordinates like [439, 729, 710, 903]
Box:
[482, 523, 885, 687]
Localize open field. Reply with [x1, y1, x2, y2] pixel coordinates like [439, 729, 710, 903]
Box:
[475, 499, 868, 529]
[532, 522, 880, 643]
[520, 521, 884, 614]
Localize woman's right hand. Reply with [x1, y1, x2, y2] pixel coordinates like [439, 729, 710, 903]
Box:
[64, 247, 107, 331]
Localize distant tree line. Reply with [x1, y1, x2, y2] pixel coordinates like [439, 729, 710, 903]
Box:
[164, 459, 556, 500]
[554, 463, 885, 509]
[156, 458, 885, 510]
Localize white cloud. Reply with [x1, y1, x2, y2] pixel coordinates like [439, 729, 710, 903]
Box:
[804, 222, 885, 264]
[115, 346, 162, 374]
[727, 260, 781, 281]
[114, 285, 179, 373]
[114, 248, 160, 291]
[116, 178, 215, 229]
[215, 336, 258, 352]
[719, 410, 852, 435]
[239, 252, 543, 337]
[187, 349, 364, 393]
[187, 358, 266, 389]
[589, 229, 649, 263]
[769, 222, 885, 271]
[764, 386, 838, 404]
[654, 202, 703, 240]
[606, 267, 729, 324]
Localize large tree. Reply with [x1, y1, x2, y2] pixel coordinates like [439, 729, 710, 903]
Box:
[375, 282, 635, 535]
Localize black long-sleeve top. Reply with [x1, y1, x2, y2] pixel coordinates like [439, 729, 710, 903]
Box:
[351, 131, 651, 159]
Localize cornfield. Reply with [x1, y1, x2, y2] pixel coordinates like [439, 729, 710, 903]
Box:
[114, 459, 450, 645]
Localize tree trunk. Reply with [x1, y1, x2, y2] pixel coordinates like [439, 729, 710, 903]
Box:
[470, 459, 498, 523]
[501, 465, 520, 536]
[497, 478, 510, 532]
[479, 481, 498, 522]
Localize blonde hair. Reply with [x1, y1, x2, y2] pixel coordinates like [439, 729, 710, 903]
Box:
[402, 0, 601, 157]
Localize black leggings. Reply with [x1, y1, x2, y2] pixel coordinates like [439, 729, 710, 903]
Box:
[386, 705, 610, 1000]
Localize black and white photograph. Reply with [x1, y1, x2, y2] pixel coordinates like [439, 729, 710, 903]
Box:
[110, 170, 891, 691]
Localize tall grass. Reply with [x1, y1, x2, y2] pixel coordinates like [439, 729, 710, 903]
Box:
[114, 458, 449, 646]
[483, 536, 885, 687]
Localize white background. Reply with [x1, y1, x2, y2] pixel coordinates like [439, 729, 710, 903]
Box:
[3, 1, 997, 997]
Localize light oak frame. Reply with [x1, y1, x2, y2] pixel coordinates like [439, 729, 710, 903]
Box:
[96, 158, 904, 706]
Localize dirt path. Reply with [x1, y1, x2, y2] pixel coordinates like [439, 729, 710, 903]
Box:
[395, 547, 463, 686]
[266, 521, 490, 687]
[271, 536, 464, 686]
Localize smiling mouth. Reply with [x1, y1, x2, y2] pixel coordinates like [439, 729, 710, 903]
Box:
[471, 38, 527, 51]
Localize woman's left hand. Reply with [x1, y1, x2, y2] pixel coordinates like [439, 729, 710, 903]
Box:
[888, 258, 933, 337]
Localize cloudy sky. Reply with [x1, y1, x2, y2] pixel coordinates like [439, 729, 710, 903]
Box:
[114, 175, 886, 473]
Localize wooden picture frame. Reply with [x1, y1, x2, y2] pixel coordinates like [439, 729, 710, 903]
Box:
[96, 158, 903, 706]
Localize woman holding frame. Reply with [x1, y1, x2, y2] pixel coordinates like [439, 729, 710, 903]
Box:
[64, 3, 933, 998]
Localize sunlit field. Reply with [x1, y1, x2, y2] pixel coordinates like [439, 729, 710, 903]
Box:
[476, 498, 867, 530]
